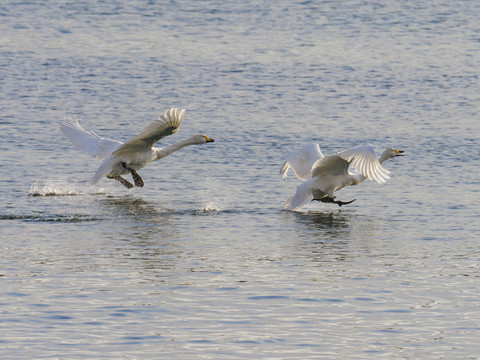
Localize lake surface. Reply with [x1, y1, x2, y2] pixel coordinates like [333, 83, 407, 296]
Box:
[1, 1, 479, 359]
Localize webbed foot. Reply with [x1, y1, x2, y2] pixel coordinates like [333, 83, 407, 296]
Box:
[313, 196, 356, 207]
[335, 198, 356, 207]
[107, 174, 134, 189]
[121, 162, 144, 187]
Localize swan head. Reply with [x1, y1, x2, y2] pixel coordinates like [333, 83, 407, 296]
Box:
[392, 148, 404, 157]
[381, 147, 404, 161]
[191, 134, 214, 144]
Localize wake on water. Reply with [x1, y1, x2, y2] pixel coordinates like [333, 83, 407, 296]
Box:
[28, 179, 224, 218]
[29, 179, 81, 197]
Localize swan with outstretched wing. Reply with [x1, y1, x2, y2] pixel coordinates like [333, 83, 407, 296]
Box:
[281, 144, 403, 210]
[60, 108, 214, 189]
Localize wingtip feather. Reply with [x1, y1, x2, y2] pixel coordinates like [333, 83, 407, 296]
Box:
[280, 161, 290, 179]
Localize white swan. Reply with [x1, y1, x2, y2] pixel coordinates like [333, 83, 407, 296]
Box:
[60, 108, 214, 188]
[280, 144, 404, 210]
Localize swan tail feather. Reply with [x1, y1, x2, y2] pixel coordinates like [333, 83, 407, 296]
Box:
[88, 156, 116, 185]
[283, 181, 313, 211]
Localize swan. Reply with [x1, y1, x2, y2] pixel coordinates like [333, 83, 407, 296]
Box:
[60, 108, 214, 188]
[280, 144, 404, 210]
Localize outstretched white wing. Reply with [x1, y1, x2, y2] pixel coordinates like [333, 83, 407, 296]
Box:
[337, 145, 390, 183]
[60, 116, 123, 159]
[280, 143, 324, 180]
[114, 108, 185, 155]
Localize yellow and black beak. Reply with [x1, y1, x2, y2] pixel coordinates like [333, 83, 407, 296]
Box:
[394, 149, 404, 156]
[204, 136, 214, 143]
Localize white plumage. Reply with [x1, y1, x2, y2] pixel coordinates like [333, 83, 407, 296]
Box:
[59, 115, 123, 159]
[280, 143, 323, 181]
[281, 144, 403, 210]
[60, 108, 214, 189]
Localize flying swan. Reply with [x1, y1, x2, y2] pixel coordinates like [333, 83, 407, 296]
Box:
[280, 144, 404, 210]
[60, 108, 214, 188]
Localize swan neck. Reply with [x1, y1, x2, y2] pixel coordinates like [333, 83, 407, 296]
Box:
[379, 151, 391, 164]
[155, 137, 197, 160]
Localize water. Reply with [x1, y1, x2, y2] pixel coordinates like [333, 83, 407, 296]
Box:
[1, 1, 479, 358]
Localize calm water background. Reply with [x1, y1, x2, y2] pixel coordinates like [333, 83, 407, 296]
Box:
[1, 1, 480, 359]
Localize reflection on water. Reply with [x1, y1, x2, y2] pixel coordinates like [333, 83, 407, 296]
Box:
[96, 195, 183, 275]
[97, 195, 180, 240]
[284, 210, 354, 265]
[98, 195, 162, 217]
[289, 210, 352, 238]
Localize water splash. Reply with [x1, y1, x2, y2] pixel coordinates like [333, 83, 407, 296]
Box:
[197, 199, 220, 213]
[29, 179, 80, 197]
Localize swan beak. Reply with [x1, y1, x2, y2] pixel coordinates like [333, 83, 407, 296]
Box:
[394, 149, 404, 156]
[204, 136, 214, 143]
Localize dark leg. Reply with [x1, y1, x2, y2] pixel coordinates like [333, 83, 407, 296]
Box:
[107, 174, 134, 189]
[121, 162, 144, 188]
[334, 198, 356, 207]
[314, 196, 356, 207]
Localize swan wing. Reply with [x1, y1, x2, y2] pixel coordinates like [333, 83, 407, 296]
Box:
[337, 145, 390, 183]
[114, 108, 185, 154]
[311, 154, 350, 178]
[60, 116, 123, 159]
[280, 143, 324, 180]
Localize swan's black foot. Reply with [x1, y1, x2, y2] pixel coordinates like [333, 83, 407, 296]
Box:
[107, 174, 134, 189]
[121, 162, 144, 188]
[132, 173, 144, 188]
[314, 196, 356, 207]
[335, 198, 356, 207]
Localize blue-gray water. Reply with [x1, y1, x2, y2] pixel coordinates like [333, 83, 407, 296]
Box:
[1, 1, 479, 359]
